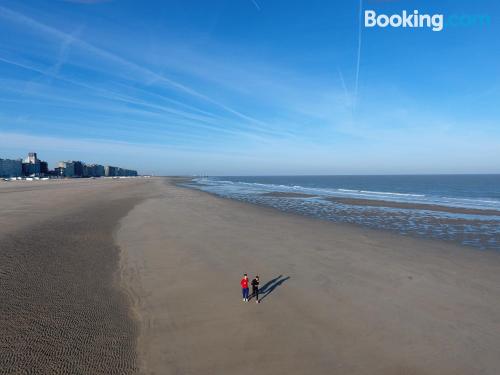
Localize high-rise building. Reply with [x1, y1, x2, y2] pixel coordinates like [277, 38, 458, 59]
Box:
[104, 165, 117, 177]
[58, 161, 75, 177]
[95, 164, 105, 177]
[0, 158, 22, 178]
[84, 164, 105, 177]
[40, 161, 49, 175]
[73, 161, 84, 177]
[22, 152, 41, 176]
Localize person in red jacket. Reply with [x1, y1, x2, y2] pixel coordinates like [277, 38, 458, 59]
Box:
[241, 273, 249, 302]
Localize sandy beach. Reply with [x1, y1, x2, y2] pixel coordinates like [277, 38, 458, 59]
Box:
[2, 177, 500, 374]
[0, 178, 158, 374]
[118, 178, 500, 375]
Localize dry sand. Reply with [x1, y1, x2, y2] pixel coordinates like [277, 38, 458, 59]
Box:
[2, 177, 500, 374]
[118, 178, 500, 375]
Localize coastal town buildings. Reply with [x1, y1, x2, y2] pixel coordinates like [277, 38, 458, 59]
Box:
[0, 152, 138, 179]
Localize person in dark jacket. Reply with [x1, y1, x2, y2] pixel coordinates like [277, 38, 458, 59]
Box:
[251, 276, 260, 303]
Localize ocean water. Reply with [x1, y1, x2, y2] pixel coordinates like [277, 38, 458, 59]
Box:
[184, 175, 500, 251]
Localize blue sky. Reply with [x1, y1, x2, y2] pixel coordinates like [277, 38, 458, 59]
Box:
[0, 0, 499, 175]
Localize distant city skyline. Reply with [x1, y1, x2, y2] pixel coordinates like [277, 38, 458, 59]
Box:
[0, 151, 137, 178]
[0, 149, 134, 172]
[0, 1, 499, 175]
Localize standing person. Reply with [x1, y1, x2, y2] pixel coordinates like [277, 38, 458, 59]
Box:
[251, 275, 260, 304]
[241, 274, 249, 302]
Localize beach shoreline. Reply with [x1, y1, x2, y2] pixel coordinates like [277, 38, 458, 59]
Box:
[183, 178, 500, 251]
[118, 177, 500, 375]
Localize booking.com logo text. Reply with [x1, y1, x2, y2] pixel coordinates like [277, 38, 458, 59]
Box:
[364, 10, 491, 32]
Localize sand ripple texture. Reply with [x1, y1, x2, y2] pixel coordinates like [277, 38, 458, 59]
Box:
[0, 199, 139, 374]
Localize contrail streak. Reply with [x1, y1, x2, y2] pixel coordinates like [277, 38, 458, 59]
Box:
[354, 0, 363, 110]
[0, 5, 269, 130]
[0, 56, 287, 140]
[337, 67, 350, 108]
[251, 0, 261, 11]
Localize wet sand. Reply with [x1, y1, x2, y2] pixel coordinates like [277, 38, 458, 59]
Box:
[259, 190, 500, 216]
[260, 191, 317, 198]
[118, 178, 500, 375]
[325, 196, 500, 216]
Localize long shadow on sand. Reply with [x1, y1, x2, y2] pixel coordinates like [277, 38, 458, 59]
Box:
[255, 274, 290, 302]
